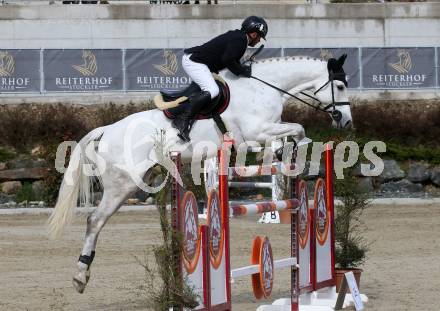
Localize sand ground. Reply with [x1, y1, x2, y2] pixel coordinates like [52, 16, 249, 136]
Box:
[0, 203, 439, 311]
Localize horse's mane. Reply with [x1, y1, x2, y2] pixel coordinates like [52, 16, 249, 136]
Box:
[254, 55, 326, 64]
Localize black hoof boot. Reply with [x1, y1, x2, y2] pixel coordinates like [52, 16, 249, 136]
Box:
[275, 146, 284, 161]
[275, 140, 298, 162]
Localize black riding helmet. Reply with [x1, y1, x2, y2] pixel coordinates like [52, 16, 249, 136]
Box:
[241, 16, 268, 39]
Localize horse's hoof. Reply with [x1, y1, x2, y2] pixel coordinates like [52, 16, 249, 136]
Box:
[275, 147, 283, 161]
[72, 270, 90, 294]
[72, 277, 86, 294]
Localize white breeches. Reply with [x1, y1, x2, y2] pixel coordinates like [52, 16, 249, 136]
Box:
[182, 54, 220, 99]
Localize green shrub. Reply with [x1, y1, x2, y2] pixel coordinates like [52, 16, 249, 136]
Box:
[0, 104, 88, 151]
[0, 147, 15, 162]
[96, 101, 153, 126]
[15, 182, 35, 202]
[334, 174, 371, 268]
[2, 100, 440, 207]
[0, 102, 153, 205]
[283, 100, 440, 147]
[138, 165, 199, 311]
[282, 100, 440, 163]
[39, 143, 65, 205]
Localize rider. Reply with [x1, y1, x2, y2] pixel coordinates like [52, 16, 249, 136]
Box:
[172, 16, 268, 142]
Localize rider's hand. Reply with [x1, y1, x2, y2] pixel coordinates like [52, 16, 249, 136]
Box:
[241, 65, 252, 78]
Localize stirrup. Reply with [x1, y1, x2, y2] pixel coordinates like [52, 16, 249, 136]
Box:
[178, 125, 191, 142]
[174, 121, 191, 142]
[177, 132, 190, 142]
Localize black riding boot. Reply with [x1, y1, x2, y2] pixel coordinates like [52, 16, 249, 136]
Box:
[172, 91, 211, 142]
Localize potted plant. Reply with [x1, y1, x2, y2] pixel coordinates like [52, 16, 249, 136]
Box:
[334, 173, 371, 292]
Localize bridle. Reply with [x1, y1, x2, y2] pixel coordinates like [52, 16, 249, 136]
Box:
[312, 71, 351, 124]
[244, 46, 350, 125]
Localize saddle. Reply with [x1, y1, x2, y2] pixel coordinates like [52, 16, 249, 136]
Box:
[154, 74, 230, 122]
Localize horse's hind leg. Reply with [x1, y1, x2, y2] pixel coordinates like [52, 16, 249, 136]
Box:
[73, 185, 136, 293]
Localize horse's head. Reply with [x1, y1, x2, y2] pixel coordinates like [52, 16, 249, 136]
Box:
[312, 54, 352, 129]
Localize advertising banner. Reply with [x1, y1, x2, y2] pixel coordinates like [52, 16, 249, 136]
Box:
[1, 47, 438, 94]
[361, 47, 435, 88]
[44, 49, 123, 92]
[242, 47, 282, 62]
[0, 49, 40, 93]
[284, 48, 360, 88]
[125, 49, 191, 91]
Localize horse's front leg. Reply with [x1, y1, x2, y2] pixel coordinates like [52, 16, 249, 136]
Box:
[255, 122, 305, 142]
[224, 121, 245, 149]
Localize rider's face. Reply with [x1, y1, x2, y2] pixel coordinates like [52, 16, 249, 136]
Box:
[248, 32, 262, 47]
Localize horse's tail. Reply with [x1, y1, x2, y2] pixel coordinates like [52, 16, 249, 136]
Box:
[48, 127, 105, 239]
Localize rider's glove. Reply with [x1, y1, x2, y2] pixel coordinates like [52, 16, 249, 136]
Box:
[241, 65, 252, 78]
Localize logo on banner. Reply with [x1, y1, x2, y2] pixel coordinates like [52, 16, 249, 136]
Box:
[252, 236, 274, 299]
[0, 51, 31, 91]
[314, 179, 330, 246]
[261, 238, 274, 297]
[0, 51, 14, 76]
[136, 50, 190, 90]
[298, 181, 310, 249]
[153, 50, 178, 75]
[181, 192, 200, 274]
[320, 49, 334, 61]
[72, 50, 98, 76]
[388, 49, 412, 74]
[372, 49, 427, 87]
[208, 190, 224, 269]
[55, 50, 113, 91]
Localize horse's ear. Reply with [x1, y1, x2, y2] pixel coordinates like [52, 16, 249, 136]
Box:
[338, 54, 347, 66]
[327, 58, 338, 71]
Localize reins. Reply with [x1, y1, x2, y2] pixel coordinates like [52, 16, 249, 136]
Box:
[249, 75, 331, 113]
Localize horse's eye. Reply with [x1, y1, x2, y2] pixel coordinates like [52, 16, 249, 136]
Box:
[337, 85, 344, 91]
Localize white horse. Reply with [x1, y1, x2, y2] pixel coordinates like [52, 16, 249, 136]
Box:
[48, 54, 352, 294]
